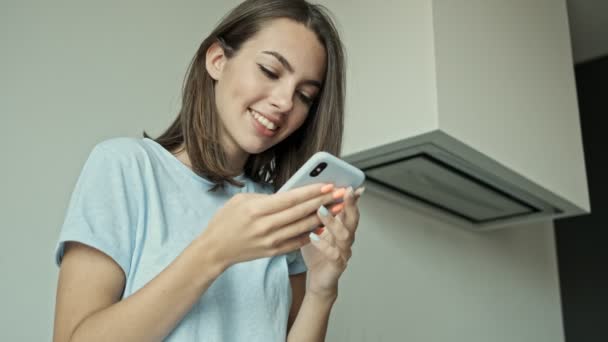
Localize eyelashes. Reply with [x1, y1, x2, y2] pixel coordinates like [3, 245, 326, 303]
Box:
[258, 64, 314, 105]
[297, 92, 314, 105]
[259, 65, 279, 80]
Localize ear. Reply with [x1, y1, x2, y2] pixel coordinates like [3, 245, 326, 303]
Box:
[205, 41, 227, 81]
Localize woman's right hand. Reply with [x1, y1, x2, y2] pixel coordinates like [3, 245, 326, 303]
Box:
[199, 183, 343, 268]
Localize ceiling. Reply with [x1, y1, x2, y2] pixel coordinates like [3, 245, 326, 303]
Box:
[566, 0, 608, 63]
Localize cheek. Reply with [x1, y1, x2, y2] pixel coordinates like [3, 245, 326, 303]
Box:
[228, 68, 267, 106]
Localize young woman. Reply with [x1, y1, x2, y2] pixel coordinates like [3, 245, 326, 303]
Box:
[53, 0, 364, 341]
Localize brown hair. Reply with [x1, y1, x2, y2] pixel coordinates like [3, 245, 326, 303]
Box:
[145, 0, 345, 191]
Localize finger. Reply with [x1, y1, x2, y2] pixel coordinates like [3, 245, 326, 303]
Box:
[269, 194, 349, 246]
[309, 233, 348, 266]
[322, 223, 353, 261]
[353, 186, 365, 205]
[335, 186, 364, 221]
[310, 204, 338, 245]
[271, 212, 323, 243]
[269, 191, 350, 244]
[329, 202, 345, 215]
[311, 221, 336, 247]
[312, 219, 355, 263]
[335, 187, 355, 232]
[261, 183, 335, 215]
[269, 231, 311, 257]
[321, 211, 354, 250]
[316, 205, 354, 249]
[312, 222, 354, 261]
[266, 187, 347, 230]
[335, 190, 349, 223]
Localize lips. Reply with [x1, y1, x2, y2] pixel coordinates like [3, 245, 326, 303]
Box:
[249, 109, 279, 137]
[248, 108, 281, 129]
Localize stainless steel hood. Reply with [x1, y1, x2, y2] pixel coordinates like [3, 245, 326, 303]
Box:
[343, 130, 585, 230]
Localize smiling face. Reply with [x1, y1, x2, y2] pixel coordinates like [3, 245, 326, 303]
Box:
[206, 18, 327, 171]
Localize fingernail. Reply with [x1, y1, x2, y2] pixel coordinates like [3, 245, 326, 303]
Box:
[347, 186, 354, 198]
[318, 205, 329, 217]
[309, 232, 320, 241]
[354, 187, 366, 197]
[321, 184, 334, 194]
[332, 188, 346, 199]
[314, 226, 325, 235]
[331, 203, 345, 214]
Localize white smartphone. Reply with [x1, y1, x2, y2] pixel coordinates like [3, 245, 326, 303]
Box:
[277, 151, 365, 194]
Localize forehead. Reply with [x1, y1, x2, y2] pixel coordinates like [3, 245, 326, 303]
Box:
[239, 18, 327, 80]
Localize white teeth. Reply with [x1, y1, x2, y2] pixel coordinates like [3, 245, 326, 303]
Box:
[250, 109, 277, 131]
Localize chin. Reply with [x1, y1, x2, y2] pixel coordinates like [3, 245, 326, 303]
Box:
[238, 130, 285, 155]
[241, 140, 274, 155]
[245, 146, 268, 155]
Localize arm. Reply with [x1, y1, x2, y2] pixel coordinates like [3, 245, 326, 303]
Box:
[287, 273, 336, 342]
[54, 184, 340, 342]
[287, 273, 306, 332]
[53, 238, 227, 342]
[286, 186, 364, 342]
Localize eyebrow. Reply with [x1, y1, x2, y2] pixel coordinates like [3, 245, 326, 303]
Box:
[262, 50, 322, 88]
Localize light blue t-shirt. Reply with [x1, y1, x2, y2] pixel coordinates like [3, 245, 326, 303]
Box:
[55, 137, 307, 341]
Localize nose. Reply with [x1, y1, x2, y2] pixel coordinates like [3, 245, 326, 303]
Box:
[269, 85, 294, 113]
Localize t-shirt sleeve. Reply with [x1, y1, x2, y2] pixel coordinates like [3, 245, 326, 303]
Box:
[55, 143, 138, 276]
[286, 249, 307, 275]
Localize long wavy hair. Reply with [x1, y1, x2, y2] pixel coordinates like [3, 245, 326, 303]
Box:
[145, 0, 346, 192]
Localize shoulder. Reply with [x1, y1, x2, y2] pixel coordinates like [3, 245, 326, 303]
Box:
[77, 137, 156, 183]
[94, 137, 148, 157]
[72, 138, 151, 209]
[89, 137, 152, 167]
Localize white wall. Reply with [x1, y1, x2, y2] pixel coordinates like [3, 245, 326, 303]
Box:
[327, 193, 563, 341]
[1, 1, 564, 341]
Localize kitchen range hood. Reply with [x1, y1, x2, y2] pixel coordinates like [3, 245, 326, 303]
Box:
[334, 0, 590, 230]
[343, 131, 587, 231]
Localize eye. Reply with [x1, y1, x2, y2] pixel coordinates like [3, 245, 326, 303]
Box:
[258, 65, 278, 80]
[297, 92, 314, 105]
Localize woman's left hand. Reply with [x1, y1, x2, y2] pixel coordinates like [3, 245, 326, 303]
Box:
[300, 186, 364, 299]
